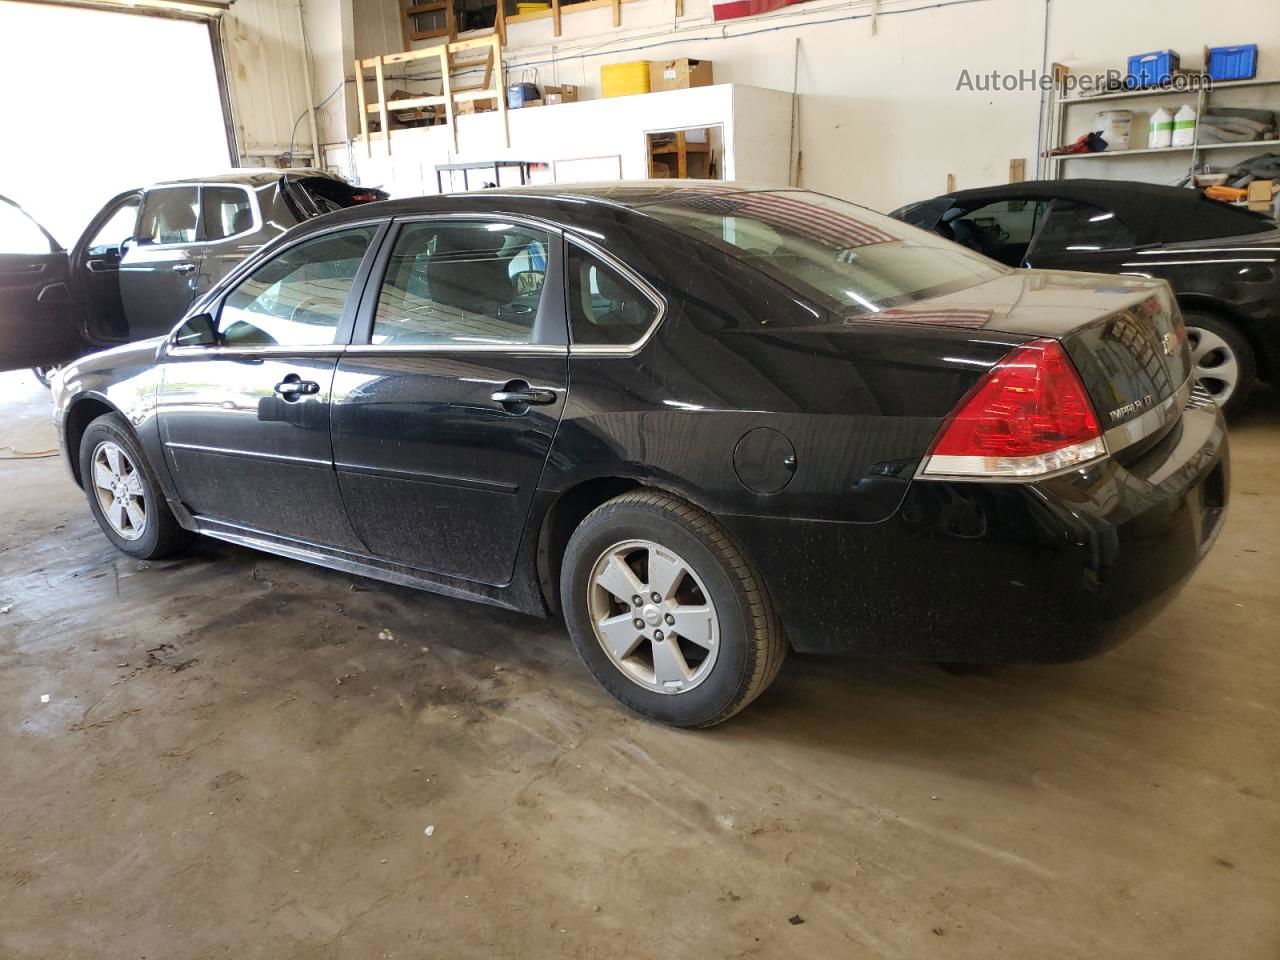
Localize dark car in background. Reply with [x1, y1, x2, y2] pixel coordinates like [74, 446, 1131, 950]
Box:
[49, 183, 1226, 726]
[0, 170, 385, 381]
[891, 179, 1280, 412]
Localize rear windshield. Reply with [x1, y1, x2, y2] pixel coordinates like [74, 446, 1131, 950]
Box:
[284, 176, 386, 219]
[644, 189, 1005, 319]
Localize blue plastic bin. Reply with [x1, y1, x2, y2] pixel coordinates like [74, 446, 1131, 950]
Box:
[1207, 44, 1258, 82]
[1127, 50, 1180, 88]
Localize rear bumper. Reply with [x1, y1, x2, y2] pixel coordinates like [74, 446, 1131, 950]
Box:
[724, 400, 1228, 662]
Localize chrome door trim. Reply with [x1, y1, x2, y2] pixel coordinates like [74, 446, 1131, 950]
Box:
[164, 441, 331, 467]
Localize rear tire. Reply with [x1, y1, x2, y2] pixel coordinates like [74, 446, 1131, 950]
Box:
[1182, 310, 1256, 415]
[79, 412, 192, 560]
[561, 490, 786, 728]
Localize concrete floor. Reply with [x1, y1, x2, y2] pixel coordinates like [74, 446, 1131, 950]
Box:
[0, 369, 1276, 960]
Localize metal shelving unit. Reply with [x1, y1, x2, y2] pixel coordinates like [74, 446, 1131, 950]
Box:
[1045, 76, 1280, 182]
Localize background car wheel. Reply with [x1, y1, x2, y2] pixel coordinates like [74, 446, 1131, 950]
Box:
[561, 490, 786, 728]
[78, 412, 192, 560]
[1182, 310, 1256, 415]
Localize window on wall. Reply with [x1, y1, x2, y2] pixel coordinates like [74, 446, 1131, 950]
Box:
[566, 245, 658, 346]
[137, 187, 200, 246]
[371, 220, 550, 346]
[217, 227, 376, 347]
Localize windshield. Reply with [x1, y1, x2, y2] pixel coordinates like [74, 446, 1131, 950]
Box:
[644, 188, 1005, 319]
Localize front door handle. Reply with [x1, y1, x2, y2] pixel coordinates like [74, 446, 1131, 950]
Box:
[275, 376, 320, 400]
[491, 381, 557, 406]
[172, 262, 197, 275]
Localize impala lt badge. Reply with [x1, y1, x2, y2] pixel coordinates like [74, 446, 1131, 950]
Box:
[1109, 394, 1156, 422]
[1162, 332, 1177, 356]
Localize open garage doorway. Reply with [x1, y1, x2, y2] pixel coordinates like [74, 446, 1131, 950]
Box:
[0, 1, 232, 249]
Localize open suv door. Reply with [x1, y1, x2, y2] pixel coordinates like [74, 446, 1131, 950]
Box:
[0, 195, 81, 374]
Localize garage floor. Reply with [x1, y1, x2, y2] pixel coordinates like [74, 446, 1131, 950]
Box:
[1, 370, 1276, 960]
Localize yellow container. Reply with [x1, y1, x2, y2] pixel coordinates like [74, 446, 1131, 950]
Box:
[516, 2, 549, 12]
[601, 60, 651, 98]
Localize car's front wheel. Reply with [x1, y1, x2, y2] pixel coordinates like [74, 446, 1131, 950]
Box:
[1183, 310, 1256, 415]
[79, 412, 192, 560]
[561, 490, 786, 727]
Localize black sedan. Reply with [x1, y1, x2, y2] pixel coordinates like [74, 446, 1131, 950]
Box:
[892, 179, 1280, 412]
[50, 183, 1227, 726]
[0, 170, 385, 382]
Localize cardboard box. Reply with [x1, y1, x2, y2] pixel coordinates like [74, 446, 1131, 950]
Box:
[648, 58, 713, 92]
[542, 84, 578, 105]
[1246, 179, 1276, 213]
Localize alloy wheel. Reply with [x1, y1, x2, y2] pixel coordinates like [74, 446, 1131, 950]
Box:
[91, 441, 147, 541]
[1186, 325, 1240, 406]
[586, 539, 720, 694]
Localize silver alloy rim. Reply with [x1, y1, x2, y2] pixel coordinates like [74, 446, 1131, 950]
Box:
[1186, 326, 1239, 406]
[587, 539, 720, 695]
[91, 441, 147, 541]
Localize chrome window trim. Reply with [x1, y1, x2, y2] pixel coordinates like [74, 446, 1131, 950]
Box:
[345, 343, 569, 356]
[167, 344, 347, 358]
[563, 233, 668, 357]
[390, 210, 565, 236]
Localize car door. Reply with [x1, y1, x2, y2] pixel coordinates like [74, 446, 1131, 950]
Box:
[1022, 198, 1138, 273]
[120, 184, 206, 341]
[330, 215, 569, 586]
[0, 194, 80, 373]
[72, 190, 142, 343]
[199, 183, 263, 291]
[157, 221, 387, 550]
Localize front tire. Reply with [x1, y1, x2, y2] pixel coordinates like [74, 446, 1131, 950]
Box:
[561, 490, 786, 727]
[79, 413, 192, 560]
[1183, 310, 1256, 415]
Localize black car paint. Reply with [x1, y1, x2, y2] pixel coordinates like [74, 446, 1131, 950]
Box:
[893, 179, 1280, 381]
[53, 185, 1228, 662]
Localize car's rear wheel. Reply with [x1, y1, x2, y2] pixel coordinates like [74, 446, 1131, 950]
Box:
[561, 490, 786, 727]
[1182, 311, 1256, 415]
[79, 412, 192, 560]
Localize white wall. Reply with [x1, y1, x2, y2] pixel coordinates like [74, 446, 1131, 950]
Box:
[226, 0, 1280, 210]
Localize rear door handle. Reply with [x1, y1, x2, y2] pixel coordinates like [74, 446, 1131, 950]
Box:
[172, 263, 196, 275]
[491, 384, 556, 406]
[275, 377, 320, 399]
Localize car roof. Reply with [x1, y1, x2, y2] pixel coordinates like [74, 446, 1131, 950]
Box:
[152, 168, 340, 189]
[293, 180, 809, 233]
[937, 178, 1274, 244]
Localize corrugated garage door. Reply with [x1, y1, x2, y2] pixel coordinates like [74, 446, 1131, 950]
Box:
[0, 1, 231, 248]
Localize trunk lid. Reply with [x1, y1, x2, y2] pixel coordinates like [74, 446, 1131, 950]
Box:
[853, 269, 1191, 436]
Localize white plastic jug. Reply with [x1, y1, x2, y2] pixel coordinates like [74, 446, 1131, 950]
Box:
[1149, 108, 1174, 148]
[1171, 104, 1197, 147]
[1097, 110, 1133, 151]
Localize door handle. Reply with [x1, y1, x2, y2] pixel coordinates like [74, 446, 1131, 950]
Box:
[172, 263, 197, 275]
[491, 381, 557, 407]
[275, 377, 320, 400]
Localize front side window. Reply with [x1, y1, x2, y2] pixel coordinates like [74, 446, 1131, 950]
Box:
[645, 189, 1005, 321]
[0, 198, 55, 255]
[946, 199, 1049, 266]
[218, 227, 376, 347]
[370, 220, 550, 346]
[567, 246, 659, 346]
[1031, 200, 1135, 254]
[87, 199, 140, 252]
[203, 186, 254, 241]
[137, 187, 199, 245]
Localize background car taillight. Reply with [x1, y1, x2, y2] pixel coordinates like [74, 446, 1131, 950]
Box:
[919, 337, 1106, 480]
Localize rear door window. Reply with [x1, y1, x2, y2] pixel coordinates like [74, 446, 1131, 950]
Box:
[137, 187, 199, 245]
[567, 245, 659, 346]
[202, 186, 254, 241]
[370, 220, 551, 346]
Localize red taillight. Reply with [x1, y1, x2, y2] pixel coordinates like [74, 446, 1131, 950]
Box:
[351, 192, 379, 203]
[921, 338, 1106, 479]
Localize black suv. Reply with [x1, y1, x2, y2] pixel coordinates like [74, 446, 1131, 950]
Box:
[0, 170, 385, 381]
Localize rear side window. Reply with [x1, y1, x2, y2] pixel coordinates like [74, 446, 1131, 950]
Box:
[567, 246, 659, 346]
[203, 186, 254, 241]
[1032, 200, 1135, 253]
[217, 227, 376, 347]
[137, 187, 199, 245]
[370, 220, 550, 346]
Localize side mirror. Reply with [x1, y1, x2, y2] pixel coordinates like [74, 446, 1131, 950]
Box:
[173, 312, 219, 348]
